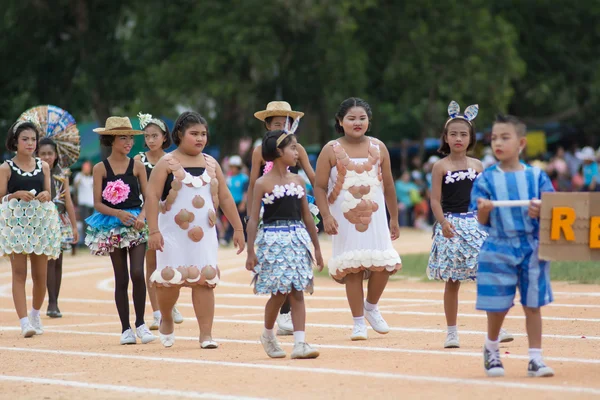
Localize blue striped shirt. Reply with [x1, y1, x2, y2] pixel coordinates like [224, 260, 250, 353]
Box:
[469, 164, 554, 238]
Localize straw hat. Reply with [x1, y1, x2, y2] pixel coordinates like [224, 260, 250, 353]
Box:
[254, 101, 304, 121]
[93, 116, 143, 135]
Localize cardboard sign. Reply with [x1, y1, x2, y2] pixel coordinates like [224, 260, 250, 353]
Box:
[539, 192, 600, 261]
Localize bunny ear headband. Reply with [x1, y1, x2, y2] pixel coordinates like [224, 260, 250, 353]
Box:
[445, 100, 479, 127]
[275, 116, 301, 146]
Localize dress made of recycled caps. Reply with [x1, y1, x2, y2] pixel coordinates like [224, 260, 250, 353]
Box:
[50, 166, 74, 250]
[150, 154, 221, 288]
[85, 158, 147, 256]
[252, 180, 314, 295]
[0, 158, 61, 259]
[327, 139, 401, 283]
[427, 168, 487, 282]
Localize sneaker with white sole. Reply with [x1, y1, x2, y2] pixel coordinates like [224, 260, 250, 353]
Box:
[291, 342, 320, 359]
[276, 312, 293, 336]
[483, 346, 505, 377]
[364, 308, 389, 334]
[499, 328, 514, 343]
[28, 313, 43, 335]
[350, 324, 368, 341]
[136, 324, 157, 344]
[120, 328, 137, 345]
[173, 307, 184, 324]
[527, 359, 554, 377]
[444, 331, 460, 348]
[21, 322, 36, 338]
[260, 333, 286, 358]
[149, 315, 160, 331]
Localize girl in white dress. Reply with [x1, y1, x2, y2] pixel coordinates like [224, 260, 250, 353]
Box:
[314, 98, 402, 341]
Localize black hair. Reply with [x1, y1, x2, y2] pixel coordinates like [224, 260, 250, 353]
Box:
[99, 135, 116, 147]
[262, 130, 295, 162]
[264, 116, 274, 130]
[143, 120, 172, 149]
[438, 118, 476, 155]
[172, 111, 208, 146]
[6, 121, 41, 152]
[494, 114, 527, 137]
[334, 97, 373, 134]
[38, 137, 60, 168]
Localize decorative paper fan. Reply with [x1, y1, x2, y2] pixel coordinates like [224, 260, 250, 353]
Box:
[18, 105, 80, 168]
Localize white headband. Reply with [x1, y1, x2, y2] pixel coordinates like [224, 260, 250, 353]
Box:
[138, 112, 167, 132]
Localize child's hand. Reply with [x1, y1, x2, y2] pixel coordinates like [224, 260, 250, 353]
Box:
[323, 215, 339, 235]
[315, 248, 324, 272]
[134, 217, 145, 231]
[233, 230, 246, 255]
[245, 252, 258, 271]
[528, 198, 542, 219]
[441, 220, 455, 238]
[117, 211, 136, 227]
[389, 219, 400, 240]
[14, 191, 35, 202]
[35, 191, 51, 202]
[72, 229, 79, 244]
[148, 231, 164, 252]
[477, 198, 494, 213]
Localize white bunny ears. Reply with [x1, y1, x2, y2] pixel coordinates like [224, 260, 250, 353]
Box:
[445, 101, 479, 127]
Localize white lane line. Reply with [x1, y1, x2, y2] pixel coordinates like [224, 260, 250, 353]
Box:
[2, 347, 600, 395]
[0, 267, 109, 296]
[1, 327, 597, 365]
[0, 375, 269, 400]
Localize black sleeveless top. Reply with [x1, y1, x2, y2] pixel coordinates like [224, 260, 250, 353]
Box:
[139, 152, 154, 179]
[6, 158, 45, 194]
[262, 185, 303, 224]
[101, 159, 142, 209]
[161, 167, 205, 201]
[441, 169, 478, 213]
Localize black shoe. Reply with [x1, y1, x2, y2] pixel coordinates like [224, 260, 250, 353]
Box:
[483, 346, 505, 377]
[527, 359, 554, 377]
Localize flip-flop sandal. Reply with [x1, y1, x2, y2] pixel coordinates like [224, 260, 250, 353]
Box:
[200, 340, 219, 349]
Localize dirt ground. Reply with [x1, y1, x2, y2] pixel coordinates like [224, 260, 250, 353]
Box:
[1, 228, 599, 399]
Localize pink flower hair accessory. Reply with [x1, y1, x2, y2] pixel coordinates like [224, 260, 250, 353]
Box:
[102, 179, 131, 205]
[263, 161, 290, 175]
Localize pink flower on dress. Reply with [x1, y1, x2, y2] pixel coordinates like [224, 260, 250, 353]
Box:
[102, 179, 131, 205]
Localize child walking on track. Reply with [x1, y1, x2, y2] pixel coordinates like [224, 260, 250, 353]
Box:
[85, 116, 156, 345]
[0, 117, 62, 337]
[134, 112, 184, 329]
[314, 97, 401, 341]
[246, 129, 323, 359]
[427, 101, 513, 348]
[470, 114, 555, 378]
[38, 138, 79, 318]
[146, 111, 245, 349]
[248, 101, 316, 336]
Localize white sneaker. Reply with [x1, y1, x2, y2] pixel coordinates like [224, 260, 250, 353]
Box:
[149, 315, 160, 331]
[120, 328, 137, 345]
[173, 307, 184, 324]
[28, 313, 43, 335]
[260, 333, 286, 358]
[364, 308, 389, 334]
[499, 328, 514, 343]
[276, 312, 293, 335]
[21, 322, 36, 338]
[350, 324, 368, 341]
[444, 331, 460, 348]
[291, 342, 320, 359]
[136, 324, 157, 344]
[160, 332, 175, 348]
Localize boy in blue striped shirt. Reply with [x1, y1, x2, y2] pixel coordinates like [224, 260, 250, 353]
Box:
[470, 115, 555, 378]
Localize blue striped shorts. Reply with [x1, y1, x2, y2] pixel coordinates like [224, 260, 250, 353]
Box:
[476, 235, 553, 312]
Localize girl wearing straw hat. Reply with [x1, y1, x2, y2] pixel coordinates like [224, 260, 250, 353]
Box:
[247, 101, 316, 336]
[85, 116, 156, 345]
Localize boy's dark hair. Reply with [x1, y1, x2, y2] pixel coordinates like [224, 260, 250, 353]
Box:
[262, 130, 295, 162]
[438, 118, 477, 155]
[494, 114, 527, 137]
[6, 121, 41, 152]
[143, 120, 172, 149]
[99, 135, 116, 147]
[334, 97, 372, 134]
[172, 111, 208, 146]
[38, 137, 60, 168]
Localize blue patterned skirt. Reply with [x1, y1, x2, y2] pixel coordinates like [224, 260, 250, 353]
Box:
[253, 220, 314, 295]
[427, 212, 487, 282]
[84, 208, 148, 256]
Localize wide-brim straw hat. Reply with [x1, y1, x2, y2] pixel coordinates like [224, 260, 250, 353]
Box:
[93, 116, 143, 135]
[254, 101, 304, 121]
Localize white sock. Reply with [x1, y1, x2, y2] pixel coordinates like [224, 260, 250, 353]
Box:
[529, 348, 542, 363]
[19, 317, 29, 329]
[153, 311, 161, 318]
[447, 325, 457, 334]
[293, 331, 306, 345]
[353, 316, 366, 327]
[485, 337, 499, 353]
[263, 327, 275, 339]
[364, 301, 377, 311]
[30, 308, 40, 318]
